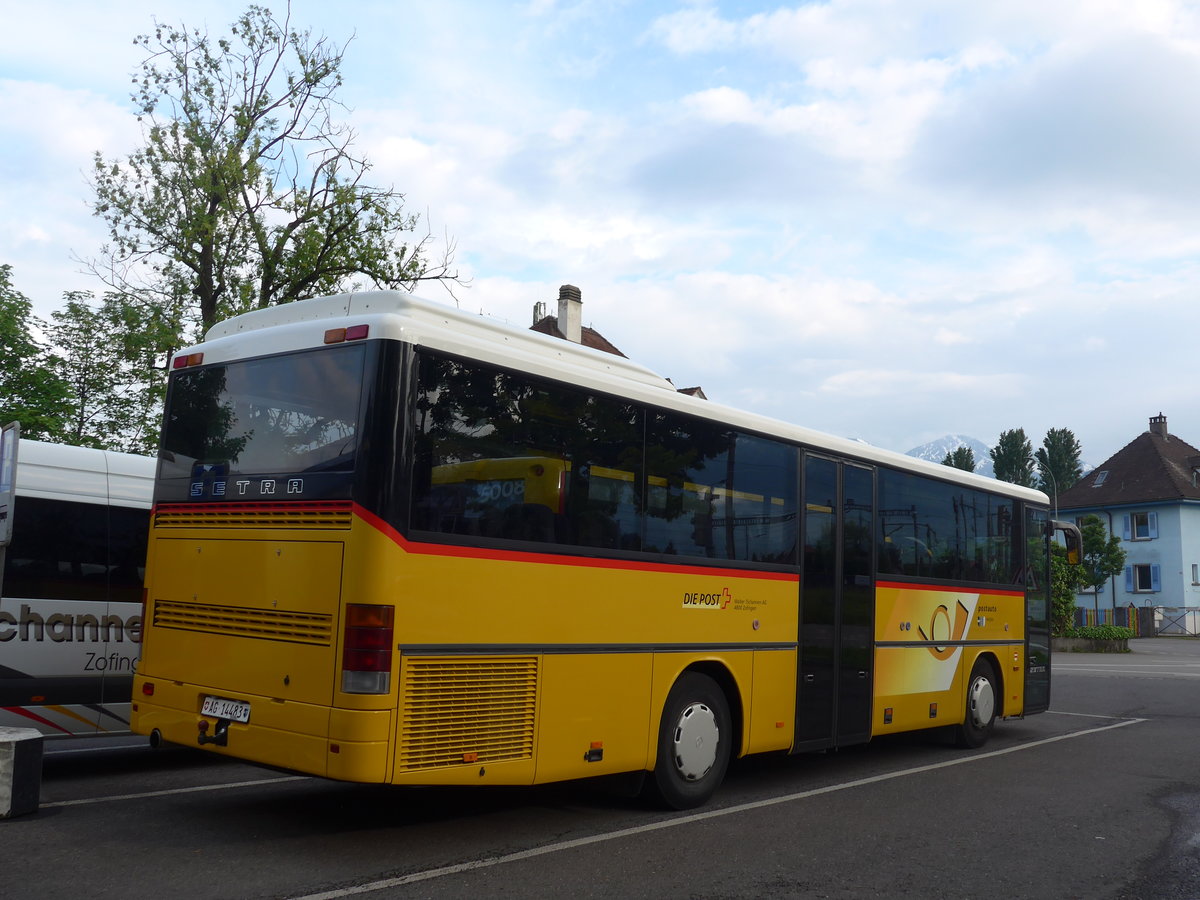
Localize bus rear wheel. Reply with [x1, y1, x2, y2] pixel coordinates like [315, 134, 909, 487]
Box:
[648, 672, 731, 810]
[956, 658, 998, 748]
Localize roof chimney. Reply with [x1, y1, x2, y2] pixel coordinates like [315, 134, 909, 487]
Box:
[1150, 413, 1169, 440]
[558, 284, 582, 343]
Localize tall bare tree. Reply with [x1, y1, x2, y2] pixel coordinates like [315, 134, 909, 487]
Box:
[86, 3, 458, 341]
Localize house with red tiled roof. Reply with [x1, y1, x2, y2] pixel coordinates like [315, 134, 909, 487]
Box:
[531, 285, 706, 399]
[1056, 413, 1200, 614]
[530, 285, 629, 357]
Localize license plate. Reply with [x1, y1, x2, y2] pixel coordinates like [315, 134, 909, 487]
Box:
[201, 695, 251, 723]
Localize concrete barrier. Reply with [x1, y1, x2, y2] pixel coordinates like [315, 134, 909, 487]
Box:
[0, 727, 43, 818]
[1051, 637, 1130, 653]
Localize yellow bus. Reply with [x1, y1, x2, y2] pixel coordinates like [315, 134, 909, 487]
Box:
[132, 291, 1080, 808]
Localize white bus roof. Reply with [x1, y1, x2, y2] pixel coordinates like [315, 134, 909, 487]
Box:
[16, 439, 155, 509]
[202, 290, 676, 392]
[190, 290, 1049, 506]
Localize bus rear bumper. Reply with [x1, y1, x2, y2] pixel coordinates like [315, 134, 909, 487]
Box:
[131, 677, 391, 782]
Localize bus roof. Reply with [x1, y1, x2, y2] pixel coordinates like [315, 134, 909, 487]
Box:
[202, 290, 677, 393]
[16, 439, 155, 508]
[190, 291, 1050, 506]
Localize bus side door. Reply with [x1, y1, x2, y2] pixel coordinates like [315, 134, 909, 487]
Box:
[794, 456, 874, 751]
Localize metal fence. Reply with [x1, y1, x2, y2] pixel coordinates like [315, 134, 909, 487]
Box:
[1154, 607, 1200, 636]
[1074, 605, 1200, 636]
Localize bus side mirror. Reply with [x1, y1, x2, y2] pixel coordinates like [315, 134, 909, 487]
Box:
[1051, 520, 1083, 566]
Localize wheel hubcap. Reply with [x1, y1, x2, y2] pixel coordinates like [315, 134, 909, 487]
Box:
[672, 702, 719, 781]
[968, 675, 995, 727]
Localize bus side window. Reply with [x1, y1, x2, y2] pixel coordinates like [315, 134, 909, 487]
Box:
[411, 349, 648, 552]
[5, 496, 110, 602]
[878, 468, 1015, 586]
[643, 415, 797, 563]
[108, 505, 151, 604]
[488, 502, 563, 543]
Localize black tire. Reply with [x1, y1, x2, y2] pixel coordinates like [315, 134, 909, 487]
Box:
[647, 672, 732, 810]
[956, 657, 998, 748]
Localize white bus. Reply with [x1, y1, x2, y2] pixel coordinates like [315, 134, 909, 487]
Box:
[0, 432, 154, 737]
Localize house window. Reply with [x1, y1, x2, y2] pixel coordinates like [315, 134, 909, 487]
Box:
[1093, 471, 1109, 487]
[1134, 565, 1153, 591]
[1126, 564, 1161, 593]
[1123, 512, 1158, 541]
[1193, 564, 1199, 585]
[1132, 513, 1151, 539]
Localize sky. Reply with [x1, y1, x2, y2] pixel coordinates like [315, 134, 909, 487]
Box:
[3, 0, 1200, 467]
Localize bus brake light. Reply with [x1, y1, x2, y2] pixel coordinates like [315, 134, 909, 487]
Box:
[342, 604, 394, 694]
[172, 352, 204, 369]
[324, 324, 370, 344]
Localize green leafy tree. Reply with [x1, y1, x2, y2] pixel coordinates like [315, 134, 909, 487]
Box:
[990, 428, 1036, 487]
[1050, 544, 1082, 636]
[85, 3, 459, 340]
[0, 265, 71, 440]
[941, 445, 976, 472]
[46, 292, 174, 454]
[1077, 513, 1126, 596]
[1035, 427, 1083, 496]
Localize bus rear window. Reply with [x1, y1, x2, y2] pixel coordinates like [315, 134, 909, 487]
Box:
[159, 345, 366, 481]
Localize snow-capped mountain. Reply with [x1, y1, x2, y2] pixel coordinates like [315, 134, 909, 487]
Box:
[904, 434, 994, 478]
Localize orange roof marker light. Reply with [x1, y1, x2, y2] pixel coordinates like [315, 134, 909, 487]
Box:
[172, 352, 204, 369]
[324, 324, 370, 344]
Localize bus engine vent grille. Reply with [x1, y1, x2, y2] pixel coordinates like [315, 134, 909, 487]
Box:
[153, 599, 334, 645]
[153, 502, 353, 530]
[397, 657, 539, 771]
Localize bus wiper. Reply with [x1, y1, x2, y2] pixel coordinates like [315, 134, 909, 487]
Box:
[302, 438, 357, 473]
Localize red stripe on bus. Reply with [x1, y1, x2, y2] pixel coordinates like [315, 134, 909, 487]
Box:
[146, 503, 1026, 593]
[2, 706, 73, 734]
[352, 503, 799, 583]
[876, 580, 1024, 597]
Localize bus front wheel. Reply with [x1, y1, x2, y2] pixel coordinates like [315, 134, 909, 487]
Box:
[956, 658, 998, 748]
[648, 672, 731, 810]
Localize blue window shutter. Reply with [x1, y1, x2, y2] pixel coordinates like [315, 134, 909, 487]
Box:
[1122, 515, 1131, 540]
[1148, 512, 1158, 539]
[1151, 564, 1161, 592]
[1125, 566, 1134, 591]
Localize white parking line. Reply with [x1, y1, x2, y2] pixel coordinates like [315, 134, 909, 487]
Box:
[290, 717, 1147, 900]
[42, 775, 307, 807]
[1056, 664, 1200, 669]
[43, 744, 151, 757]
[1055, 666, 1200, 677]
[1048, 710, 1135, 720]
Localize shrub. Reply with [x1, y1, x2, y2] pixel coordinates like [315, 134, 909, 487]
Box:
[1064, 624, 1135, 641]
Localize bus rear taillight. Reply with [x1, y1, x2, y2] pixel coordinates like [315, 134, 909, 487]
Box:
[341, 604, 394, 694]
[172, 352, 204, 369]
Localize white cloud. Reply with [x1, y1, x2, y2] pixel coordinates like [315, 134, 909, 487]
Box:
[646, 6, 739, 54]
[934, 328, 971, 346]
[818, 368, 1025, 399]
[0, 80, 138, 171]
